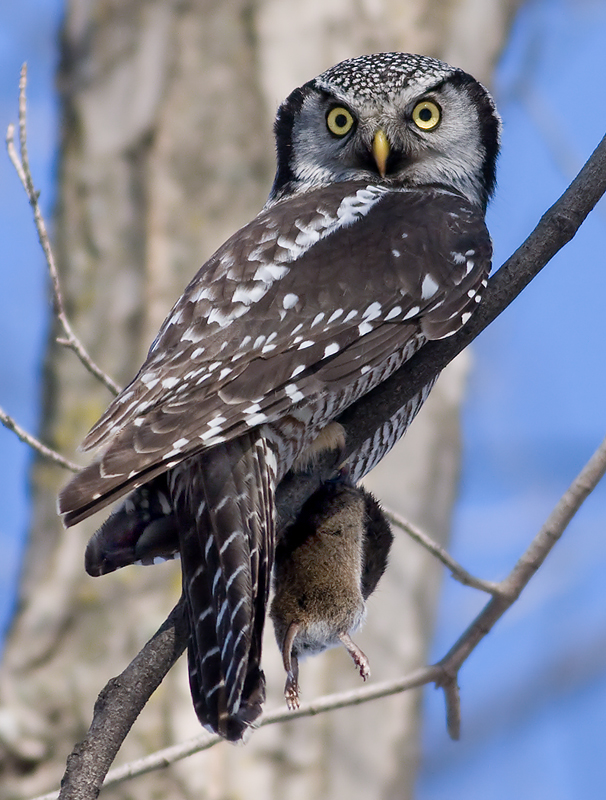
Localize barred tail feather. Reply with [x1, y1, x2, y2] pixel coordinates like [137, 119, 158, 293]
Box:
[172, 433, 275, 741]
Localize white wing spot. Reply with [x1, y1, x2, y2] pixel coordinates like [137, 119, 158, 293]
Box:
[298, 340, 314, 349]
[363, 302, 381, 320]
[343, 309, 358, 322]
[403, 306, 420, 320]
[189, 285, 215, 302]
[141, 372, 159, 389]
[461, 312, 472, 324]
[245, 412, 269, 426]
[282, 293, 299, 309]
[162, 377, 179, 389]
[327, 308, 344, 324]
[358, 322, 373, 335]
[290, 364, 305, 377]
[208, 307, 237, 327]
[467, 289, 476, 299]
[311, 312, 325, 327]
[253, 263, 290, 282]
[191, 347, 205, 358]
[323, 343, 340, 358]
[392, 249, 401, 257]
[181, 326, 202, 343]
[199, 430, 226, 443]
[451, 251, 467, 265]
[284, 383, 305, 402]
[385, 306, 402, 320]
[294, 225, 321, 247]
[421, 275, 439, 299]
[232, 284, 268, 306]
[465, 259, 475, 275]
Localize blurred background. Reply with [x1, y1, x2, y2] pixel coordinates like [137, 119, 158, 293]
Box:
[1, 1, 605, 798]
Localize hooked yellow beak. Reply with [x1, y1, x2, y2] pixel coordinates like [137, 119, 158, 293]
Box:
[372, 129, 390, 178]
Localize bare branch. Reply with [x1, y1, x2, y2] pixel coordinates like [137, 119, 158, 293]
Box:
[436, 429, 606, 700]
[33, 664, 441, 800]
[6, 64, 120, 397]
[503, 430, 606, 595]
[0, 406, 80, 472]
[438, 674, 462, 741]
[386, 509, 499, 594]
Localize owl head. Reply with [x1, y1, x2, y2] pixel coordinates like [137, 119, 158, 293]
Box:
[269, 52, 500, 211]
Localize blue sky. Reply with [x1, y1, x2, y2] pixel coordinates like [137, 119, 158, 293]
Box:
[0, 0, 61, 629]
[1, 1, 605, 798]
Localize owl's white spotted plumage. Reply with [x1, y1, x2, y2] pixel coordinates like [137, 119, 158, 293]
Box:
[60, 52, 499, 741]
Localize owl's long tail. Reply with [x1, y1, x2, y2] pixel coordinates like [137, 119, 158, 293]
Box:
[171, 432, 276, 741]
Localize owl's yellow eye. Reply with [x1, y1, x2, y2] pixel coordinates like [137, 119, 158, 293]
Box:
[412, 100, 441, 130]
[326, 107, 355, 137]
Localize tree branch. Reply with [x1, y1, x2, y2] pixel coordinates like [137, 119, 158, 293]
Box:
[6, 64, 120, 397]
[0, 406, 80, 472]
[386, 509, 500, 594]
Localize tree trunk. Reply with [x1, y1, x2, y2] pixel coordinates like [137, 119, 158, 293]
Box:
[0, 1, 517, 797]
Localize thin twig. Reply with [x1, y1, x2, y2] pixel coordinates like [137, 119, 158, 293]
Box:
[437, 430, 606, 682]
[33, 666, 442, 800]
[386, 509, 499, 594]
[0, 406, 80, 471]
[6, 64, 120, 396]
[439, 674, 461, 741]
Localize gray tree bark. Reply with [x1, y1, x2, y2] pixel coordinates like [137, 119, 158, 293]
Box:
[0, 1, 518, 798]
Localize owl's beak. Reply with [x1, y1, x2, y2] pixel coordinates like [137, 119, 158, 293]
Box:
[371, 129, 390, 178]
